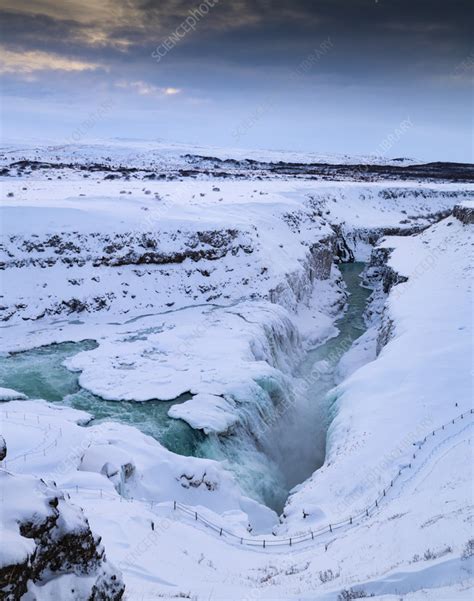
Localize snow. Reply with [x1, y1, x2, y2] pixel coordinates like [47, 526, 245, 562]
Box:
[0, 142, 473, 599]
[282, 214, 473, 530]
[0, 400, 276, 531]
[0, 138, 423, 169]
[61, 302, 300, 403]
[0, 386, 27, 401]
[168, 393, 239, 434]
[335, 326, 378, 381]
[23, 573, 98, 601]
[0, 472, 39, 567]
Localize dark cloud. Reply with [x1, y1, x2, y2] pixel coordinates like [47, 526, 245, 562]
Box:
[2, 0, 471, 60]
[0, 0, 472, 161]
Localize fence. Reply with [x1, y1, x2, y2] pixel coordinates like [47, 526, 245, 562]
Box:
[171, 408, 473, 548]
[0, 411, 62, 465]
[1, 406, 472, 549]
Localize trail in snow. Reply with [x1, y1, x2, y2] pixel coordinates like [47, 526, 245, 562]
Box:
[3, 406, 468, 551]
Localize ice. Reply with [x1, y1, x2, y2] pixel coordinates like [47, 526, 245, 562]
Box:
[167, 393, 238, 434]
[0, 142, 472, 599]
[281, 214, 473, 531]
[0, 386, 27, 401]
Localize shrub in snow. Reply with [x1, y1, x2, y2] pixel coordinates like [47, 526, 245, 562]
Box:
[319, 568, 339, 583]
[462, 539, 474, 560]
[337, 589, 374, 600]
[423, 548, 436, 560]
[424, 546, 452, 561]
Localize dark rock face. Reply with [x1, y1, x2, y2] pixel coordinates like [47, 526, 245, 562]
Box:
[342, 213, 449, 260]
[0, 229, 251, 270]
[0, 227, 258, 322]
[268, 234, 336, 308]
[376, 315, 396, 356]
[453, 203, 474, 224]
[0, 473, 124, 601]
[0, 436, 6, 462]
[0, 560, 31, 601]
[309, 237, 335, 279]
[364, 246, 408, 354]
[331, 225, 354, 263]
[368, 247, 408, 295]
[5, 154, 474, 183]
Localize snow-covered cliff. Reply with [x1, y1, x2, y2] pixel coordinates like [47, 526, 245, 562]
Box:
[1, 142, 473, 600]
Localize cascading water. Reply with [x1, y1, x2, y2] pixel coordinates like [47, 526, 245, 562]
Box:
[0, 263, 371, 513]
[0, 340, 289, 508]
[263, 263, 371, 492]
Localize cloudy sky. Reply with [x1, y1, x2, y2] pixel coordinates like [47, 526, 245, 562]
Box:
[0, 0, 472, 161]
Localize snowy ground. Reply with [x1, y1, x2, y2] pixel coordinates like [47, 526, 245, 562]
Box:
[0, 139, 423, 169]
[0, 142, 473, 599]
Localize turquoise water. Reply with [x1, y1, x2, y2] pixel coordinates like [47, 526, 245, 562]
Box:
[0, 341, 202, 457]
[0, 262, 371, 511]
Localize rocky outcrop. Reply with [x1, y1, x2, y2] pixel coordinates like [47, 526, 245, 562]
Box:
[6, 154, 474, 183]
[268, 235, 335, 308]
[363, 246, 409, 354]
[453, 203, 474, 224]
[331, 225, 354, 263]
[0, 229, 253, 270]
[0, 469, 124, 600]
[366, 247, 408, 294]
[0, 227, 259, 322]
[308, 237, 335, 279]
[342, 216, 450, 262]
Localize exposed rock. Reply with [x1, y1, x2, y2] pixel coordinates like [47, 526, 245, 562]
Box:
[453, 203, 474, 224]
[0, 471, 124, 601]
[331, 225, 354, 263]
[366, 247, 408, 295]
[0, 435, 6, 461]
[269, 236, 335, 307]
[309, 237, 335, 279]
[5, 153, 474, 183]
[0, 229, 252, 270]
[365, 246, 408, 354]
[178, 471, 218, 491]
[376, 313, 396, 355]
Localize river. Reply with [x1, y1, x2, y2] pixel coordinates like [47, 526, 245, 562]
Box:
[0, 262, 371, 512]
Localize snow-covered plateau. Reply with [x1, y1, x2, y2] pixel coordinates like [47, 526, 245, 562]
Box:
[0, 141, 473, 600]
